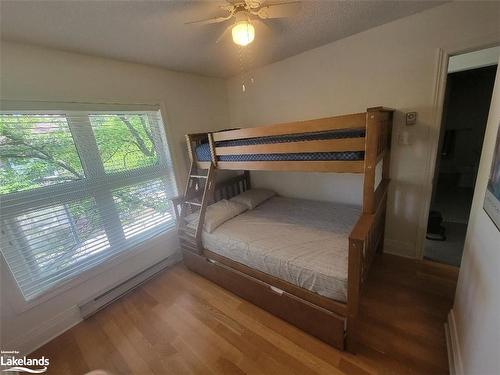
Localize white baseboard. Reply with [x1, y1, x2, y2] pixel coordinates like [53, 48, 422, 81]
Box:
[5, 253, 182, 356]
[79, 252, 182, 319]
[446, 309, 464, 375]
[384, 238, 416, 258]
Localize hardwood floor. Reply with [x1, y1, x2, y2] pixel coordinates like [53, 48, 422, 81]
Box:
[32, 254, 457, 375]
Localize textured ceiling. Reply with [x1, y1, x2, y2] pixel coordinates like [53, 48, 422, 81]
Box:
[0, 1, 445, 77]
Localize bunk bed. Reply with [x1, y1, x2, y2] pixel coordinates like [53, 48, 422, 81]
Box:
[171, 107, 394, 351]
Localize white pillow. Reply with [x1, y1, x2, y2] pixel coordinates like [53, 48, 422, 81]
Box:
[185, 199, 247, 233]
[230, 188, 275, 209]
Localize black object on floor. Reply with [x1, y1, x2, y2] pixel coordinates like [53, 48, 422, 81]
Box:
[424, 221, 466, 267]
[426, 210, 446, 241]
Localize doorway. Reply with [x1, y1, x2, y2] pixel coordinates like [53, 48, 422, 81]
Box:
[424, 47, 498, 267]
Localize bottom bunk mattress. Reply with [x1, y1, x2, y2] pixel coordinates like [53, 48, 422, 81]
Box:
[201, 196, 361, 303]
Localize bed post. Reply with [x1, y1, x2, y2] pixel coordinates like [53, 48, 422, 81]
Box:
[185, 134, 195, 164]
[346, 108, 377, 351]
[347, 107, 394, 351]
[379, 110, 392, 253]
[346, 237, 362, 351]
[362, 109, 380, 214]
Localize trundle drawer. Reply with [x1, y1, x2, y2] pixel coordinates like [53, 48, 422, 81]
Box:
[182, 249, 346, 349]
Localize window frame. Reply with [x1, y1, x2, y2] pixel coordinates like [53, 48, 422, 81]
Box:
[0, 104, 180, 305]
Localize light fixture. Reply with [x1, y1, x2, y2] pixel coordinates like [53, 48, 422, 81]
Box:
[232, 20, 255, 46]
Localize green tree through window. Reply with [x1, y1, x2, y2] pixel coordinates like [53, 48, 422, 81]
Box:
[90, 114, 158, 173]
[0, 114, 83, 194]
[0, 110, 177, 300]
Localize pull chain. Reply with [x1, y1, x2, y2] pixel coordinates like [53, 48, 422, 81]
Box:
[238, 43, 255, 93]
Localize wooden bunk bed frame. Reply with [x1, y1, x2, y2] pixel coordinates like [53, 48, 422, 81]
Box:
[172, 107, 394, 351]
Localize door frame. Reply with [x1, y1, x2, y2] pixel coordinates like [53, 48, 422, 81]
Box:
[416, 42, 500, 260]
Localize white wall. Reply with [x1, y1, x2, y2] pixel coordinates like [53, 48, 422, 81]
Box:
[451, 61, 499, 375]
[0, 42, 229, 354]
[226, 2, 500, 257]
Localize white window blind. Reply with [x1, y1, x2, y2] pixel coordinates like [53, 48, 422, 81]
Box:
[0, 108, 178, 301]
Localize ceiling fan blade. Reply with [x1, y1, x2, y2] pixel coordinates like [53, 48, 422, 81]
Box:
[216, 23, 234, 44]
[256, 1, 301, 19]
[185, 14, 233, 25]
[252, 19, 273, 39]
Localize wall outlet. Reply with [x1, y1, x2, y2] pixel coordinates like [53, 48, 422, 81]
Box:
[406, 112, 417, 125]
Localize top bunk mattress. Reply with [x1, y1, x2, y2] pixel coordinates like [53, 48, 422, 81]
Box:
[201, 196, 361, 303]
[195, 128, 365, 162]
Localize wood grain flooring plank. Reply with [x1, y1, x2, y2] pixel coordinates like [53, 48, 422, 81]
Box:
[33, 254, 454, 375]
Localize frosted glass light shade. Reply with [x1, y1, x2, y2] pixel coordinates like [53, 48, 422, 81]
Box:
[232, 21, 255, 46]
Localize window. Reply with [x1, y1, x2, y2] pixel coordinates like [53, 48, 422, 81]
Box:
[0, 108, 177, 301]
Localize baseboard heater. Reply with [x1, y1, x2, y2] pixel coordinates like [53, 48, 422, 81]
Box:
[79, 252, 182, 319]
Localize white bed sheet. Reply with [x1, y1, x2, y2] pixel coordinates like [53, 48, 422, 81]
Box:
[201, 196, 361, 303]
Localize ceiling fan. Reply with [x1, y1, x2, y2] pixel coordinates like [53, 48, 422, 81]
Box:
[186, 0, 301, 46]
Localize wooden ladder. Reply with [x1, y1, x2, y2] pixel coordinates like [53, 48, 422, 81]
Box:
[177, 162, 216, 252]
